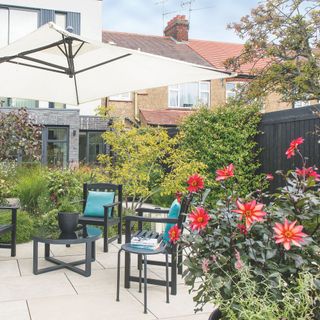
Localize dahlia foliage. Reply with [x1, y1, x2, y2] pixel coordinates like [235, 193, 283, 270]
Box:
[173, 137, 320, 315]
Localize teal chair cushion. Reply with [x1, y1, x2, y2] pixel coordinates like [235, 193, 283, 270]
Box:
[84, 191, 115, 218]
[163, 199, 181, 243]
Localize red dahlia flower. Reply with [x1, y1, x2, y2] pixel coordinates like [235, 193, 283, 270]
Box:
[189, 207, 210, 231]
[168, 224, 181, 243]
[266, 173, 274, 181]
[215, 164, 234, 181]
[285, 137, 304, 159]
[187, 174, 204, 193]
[296, 167, 320, 181]
[273, 219, 307, 250]
[233, 200, 267, 229]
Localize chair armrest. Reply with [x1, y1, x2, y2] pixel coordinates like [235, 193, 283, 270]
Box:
[0, 206, 19, 210]
[103, 201, 121, 209]
[136, 207, 170, 215]
[125, 215, 178, 224]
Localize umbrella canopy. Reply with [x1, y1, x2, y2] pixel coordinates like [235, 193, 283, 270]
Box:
[0, 23, 234, 106]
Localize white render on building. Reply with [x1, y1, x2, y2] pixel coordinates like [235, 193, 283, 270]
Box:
[0, 0, 103, 115]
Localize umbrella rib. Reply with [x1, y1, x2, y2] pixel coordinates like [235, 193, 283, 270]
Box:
[73, 42, 85, 58]
[7, 61, 66, 74]
[0, 38, 81, 64]
[75, 53, 132, 75]
[17, 56, 68, 72]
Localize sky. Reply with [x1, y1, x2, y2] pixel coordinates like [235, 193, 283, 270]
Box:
[102, 0, 260, 43]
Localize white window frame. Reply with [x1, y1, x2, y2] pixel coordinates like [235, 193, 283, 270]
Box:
[109, 92, 132, 102]
[226, 81, 246, 100]
[55, 12, 67, 29]
[168, 81, 210, 109]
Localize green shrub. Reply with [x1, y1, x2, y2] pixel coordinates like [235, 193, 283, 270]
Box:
[0, 210, 34, 243]
[180, 102, 263, 203]
[47, 169, 82, 206]
[14, 166, 48, 215]
[34, 209, 59, 234]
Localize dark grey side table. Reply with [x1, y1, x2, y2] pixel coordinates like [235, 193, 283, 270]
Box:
[33, 226, 101, 277]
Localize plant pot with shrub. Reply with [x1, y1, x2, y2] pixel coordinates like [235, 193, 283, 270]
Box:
[58, 212, 79, 234]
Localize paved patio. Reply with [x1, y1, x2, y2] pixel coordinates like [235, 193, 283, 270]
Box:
[0, 238, 212, 320]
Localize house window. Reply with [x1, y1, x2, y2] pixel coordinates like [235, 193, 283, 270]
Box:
[168, 81, 210, 108]
[0, 5, 39, 48]
[109, 92, 132, 101]
[79, 131, 106, 164]
[0, 8, 9, 48]
[226, 81, 245, 100]
[0, 97, 38, 109]
[55, 12, 67, 29]
[43, 127, 69, 168]
[0, 6, 38, 106]
[49, 102, 66, 109]
[294, 101, 311, 108]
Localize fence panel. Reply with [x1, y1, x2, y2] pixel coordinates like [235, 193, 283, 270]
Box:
[257, 105, 320, 189]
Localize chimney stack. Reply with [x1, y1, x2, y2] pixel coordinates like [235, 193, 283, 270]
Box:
[164, 15, 189, 42]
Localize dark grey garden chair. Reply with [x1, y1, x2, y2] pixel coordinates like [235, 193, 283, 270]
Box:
[0, 206, 18, 257]
[123, 194, 193, 296]
[78, 183, 122, 252]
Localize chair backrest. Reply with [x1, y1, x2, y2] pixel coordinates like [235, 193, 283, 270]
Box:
[83, 183, 123, 216]
[177, 193, 193, 228]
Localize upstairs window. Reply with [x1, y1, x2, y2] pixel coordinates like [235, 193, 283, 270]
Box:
[168, 81, 210, 108]
[0, 7, 38, 47]
[55, 12, 67, 29]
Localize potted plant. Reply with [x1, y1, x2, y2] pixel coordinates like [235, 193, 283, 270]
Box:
[168, 138, 320, 319]
[57, 199, 80, 234]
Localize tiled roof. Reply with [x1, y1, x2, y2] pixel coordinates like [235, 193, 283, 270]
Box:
[102, 31, 212, 67]
[140, 109, 193, 126]
[187, 39, 268, 74]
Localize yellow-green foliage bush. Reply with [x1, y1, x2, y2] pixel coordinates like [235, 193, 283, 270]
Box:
[98, 121, 206, 209]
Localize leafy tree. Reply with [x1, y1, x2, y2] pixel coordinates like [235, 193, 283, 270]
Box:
[226, 0, 320, 103]
[179, 102, 263, 202]
[98, 121, 206, 209]
[0, 108, 42, 161]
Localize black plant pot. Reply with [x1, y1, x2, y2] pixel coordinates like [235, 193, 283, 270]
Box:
[208, 309, 222, 320]
[58, 212, 79, 234]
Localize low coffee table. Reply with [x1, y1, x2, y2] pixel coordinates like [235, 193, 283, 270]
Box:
[33, 226, 101, 277]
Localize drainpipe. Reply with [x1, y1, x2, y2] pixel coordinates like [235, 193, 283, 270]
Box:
[134, 91, 140, 122]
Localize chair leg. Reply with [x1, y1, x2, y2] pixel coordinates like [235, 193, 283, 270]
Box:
[138, 254, 142, 293]
[116, 249, 122, 302]
[124, 252, 131, 289]
[171, 249, 177, 295]
[143, 255, 148, 314]
[11, 226, 16, 257]
[118, 220, 122, 244]
[178, 247, 183, 275]
[165, 253, 170, 303]
[103, 221, 109, 252]
[11, 208, 17, 257]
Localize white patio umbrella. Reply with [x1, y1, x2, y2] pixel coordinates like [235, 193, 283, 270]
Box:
[0, 23, 233, 105]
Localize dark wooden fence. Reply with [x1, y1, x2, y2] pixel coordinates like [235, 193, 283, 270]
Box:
[257, 105, 320, 189]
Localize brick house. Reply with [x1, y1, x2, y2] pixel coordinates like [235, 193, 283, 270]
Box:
[103, 15, 308, 126]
